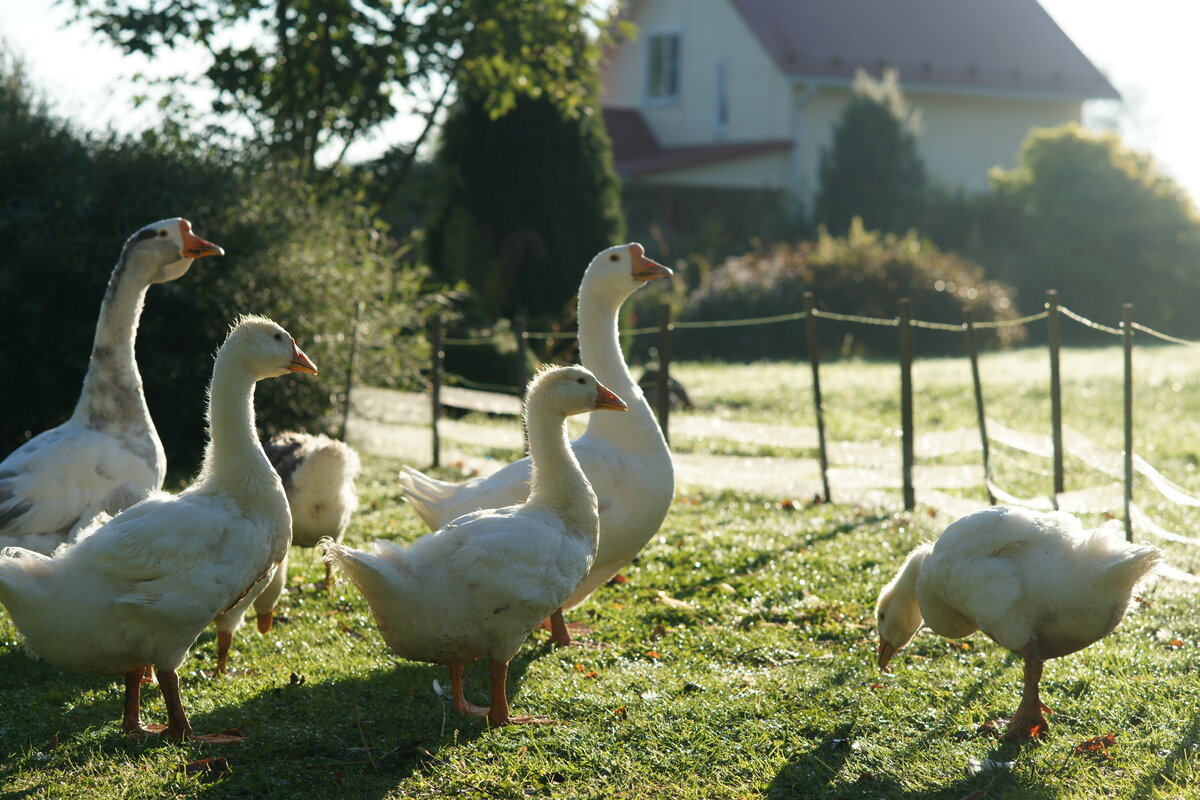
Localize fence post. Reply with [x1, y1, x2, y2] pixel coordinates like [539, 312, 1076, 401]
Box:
[804, 292, 831, 503]
[515, 313, 529, 390]
[964, 308, 995, 505]
[339, 300, 364, 442]
[1123, 303, 1134, 541]
[656, 303, 673, 445]
[898, 298, 915, 511]
[1047, 290, 1064, 505]
[429, 312, 443, 469]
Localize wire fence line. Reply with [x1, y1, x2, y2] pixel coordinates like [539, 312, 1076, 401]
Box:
[382, 289, 1200, 580]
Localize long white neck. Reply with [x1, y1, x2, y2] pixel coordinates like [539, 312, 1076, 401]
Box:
[524, 397, 598, 540]
[195, 355, 278, 505]
[577, 278, 666, 450]
[71, 256, 153, 431]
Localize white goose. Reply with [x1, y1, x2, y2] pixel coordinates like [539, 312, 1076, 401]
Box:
[211, 433, 360, 673]
[0, 218, 224, 555]
[323, 365, 627, 725]
[0, 316, 317, 741]
[875, 506, 1161, 740]
[399, 243, 674, 644]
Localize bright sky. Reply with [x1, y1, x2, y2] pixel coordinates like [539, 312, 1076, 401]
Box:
[3, 0, 1199, 202]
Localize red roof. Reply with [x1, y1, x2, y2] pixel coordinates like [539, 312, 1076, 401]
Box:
[602, 108, 791, 177]
[729, 0, 1119, 99]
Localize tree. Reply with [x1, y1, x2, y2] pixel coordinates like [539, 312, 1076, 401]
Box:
[814, 69, 927, 235]
[427, 96, 624, 335]
[67, 0, 610, 175]
[976, 124, 1200, 336]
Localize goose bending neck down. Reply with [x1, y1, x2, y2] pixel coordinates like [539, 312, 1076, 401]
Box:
[0, 218, 224, 555]
[324, 365, 627, 725]
[398, 243, 675, 646]
[0, 316, 316, 742]
[875, 506, 1161, 740]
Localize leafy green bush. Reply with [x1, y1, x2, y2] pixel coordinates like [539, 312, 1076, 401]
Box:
[673, 220, 1023, 361]
[0, 55, 438, 472]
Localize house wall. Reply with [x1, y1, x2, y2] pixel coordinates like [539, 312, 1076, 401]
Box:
[603, 0, 1086, 203]
[792, 85, 1082, 201]
[602, 0, 792, 144]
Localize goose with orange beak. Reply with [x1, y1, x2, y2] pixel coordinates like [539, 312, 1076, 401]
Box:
[0, 218, 224, 556]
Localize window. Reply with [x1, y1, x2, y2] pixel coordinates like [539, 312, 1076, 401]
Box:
[646, 33, 681, 102]
[714, 61, 729, 135]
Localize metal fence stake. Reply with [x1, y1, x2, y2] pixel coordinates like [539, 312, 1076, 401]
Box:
[1123, 303, 1134, 541]
[899, 298, 915, 511]
[656, 303, 673, 445]
[965, 308, 995, 505]
[804, 292, 831, 503]
[1047, 290, 1064, 505]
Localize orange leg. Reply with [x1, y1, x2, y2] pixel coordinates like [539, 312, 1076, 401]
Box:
[122, 667, 147, 733]
[156, 668, 195, 742]
[216, 630, 233, 675]
[256, 611, 274, 634]
[448, 663, 489, 717]
[1004, 640, 1051, 740]
[548, 608, 571, 647]
[487, 659, 552, 726]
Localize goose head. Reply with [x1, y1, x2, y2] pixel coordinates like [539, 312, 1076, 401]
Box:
[583, 243, 672, 302]
[874, 543, 931, 670]
[525, 365, 629, 419]
[220, 315, 318, 380]
[122, 218, 224, 284]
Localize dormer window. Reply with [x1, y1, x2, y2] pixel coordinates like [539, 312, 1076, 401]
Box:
[646, 32, 681, 103]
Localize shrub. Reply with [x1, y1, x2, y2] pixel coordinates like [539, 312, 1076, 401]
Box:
[0, 55, 438, 471]
[674, 220, 1022, 361]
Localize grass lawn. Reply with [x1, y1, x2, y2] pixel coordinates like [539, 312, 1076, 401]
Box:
[3, 346, 1200, 799]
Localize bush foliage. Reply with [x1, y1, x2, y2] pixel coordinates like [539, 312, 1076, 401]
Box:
[0, 55, 438, 471]
[675, 220, 1022, 361]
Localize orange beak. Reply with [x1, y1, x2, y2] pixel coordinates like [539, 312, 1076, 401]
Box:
[629, 243, 672, 282]
[179, 219, 225, 259]
[877, 638, 899, 672]
[594, 381, 628, 412]
[289, 341, 318, 375]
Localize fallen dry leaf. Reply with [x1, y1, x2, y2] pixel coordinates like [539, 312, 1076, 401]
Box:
[646, 650, 661, 659]
[1074, 733, 1116, 759]
[655, 590, 696, 612]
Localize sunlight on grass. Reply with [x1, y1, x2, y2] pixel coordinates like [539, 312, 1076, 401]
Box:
[4, 347, 1200, 798]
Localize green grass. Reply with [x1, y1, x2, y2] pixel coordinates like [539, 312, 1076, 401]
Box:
[4, 345, 1200, 799]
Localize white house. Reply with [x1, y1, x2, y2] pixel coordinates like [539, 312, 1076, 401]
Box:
[601, 0, 1118, 213]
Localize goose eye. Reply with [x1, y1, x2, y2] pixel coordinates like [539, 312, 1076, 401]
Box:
[158, 229, 168, 237]
[274, 333, 283, 341]
[609, 254, 620, 262]
[576, 378, 586, 384]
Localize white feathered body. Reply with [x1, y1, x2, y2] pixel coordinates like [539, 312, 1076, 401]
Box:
[327, 501, 596, 665]
[265, 433, 360, 548]
[401, 407, 668, 609]
[916, 506, 1161, 659]
[0, 424, 163, 554]
[0, 486, 288, 675]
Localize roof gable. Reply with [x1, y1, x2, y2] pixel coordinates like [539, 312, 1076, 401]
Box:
[729, 0, 1119, 99]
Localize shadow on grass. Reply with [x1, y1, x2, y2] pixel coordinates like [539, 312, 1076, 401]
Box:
[0, 645, 544, 800]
